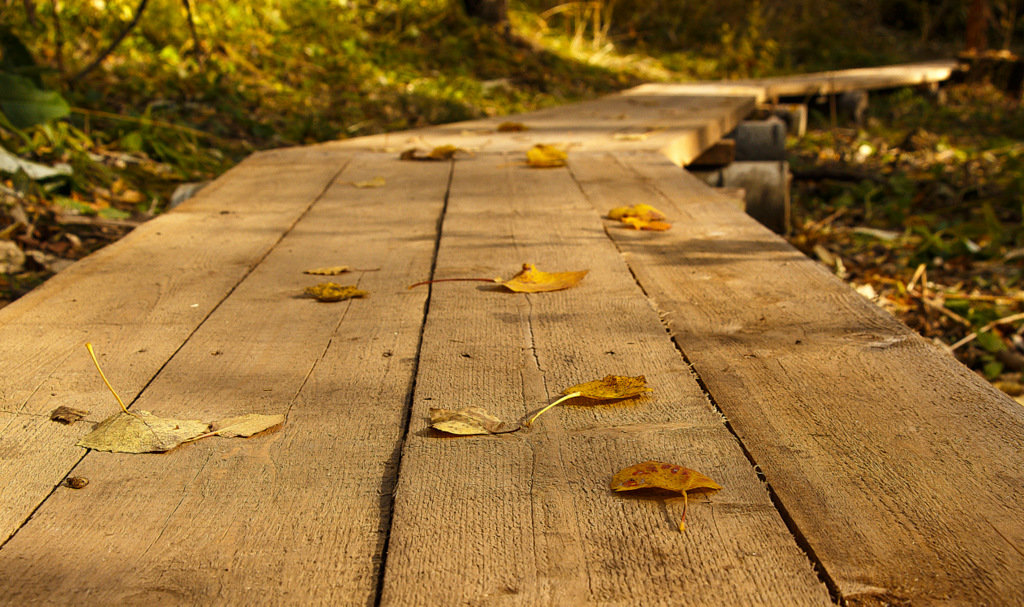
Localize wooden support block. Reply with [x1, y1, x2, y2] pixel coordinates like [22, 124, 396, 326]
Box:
[729, 117, 787, 161]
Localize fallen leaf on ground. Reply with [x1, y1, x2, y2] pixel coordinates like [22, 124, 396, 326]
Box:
[610, 460, 722, 532]
[305, 283, 368, 302]
[407, 263, 587, 293]
[77, 410, 210, 453]
[527, 374, 650, 425]
[204, 413, 285, 438]
[353, 176, 386, 188]
[304, 266, 350, 276]
[65, 477, 89, 489]
[400, 145, 465, 161]
[608, 204, 671, 231]
[526, 144, 567, 168]
[50, 406, 89, 424]
[501, 263, 588, 293]
[429, 407, 517, 435]
[621, 217, 672, 231]
[497, 121, 528, 132]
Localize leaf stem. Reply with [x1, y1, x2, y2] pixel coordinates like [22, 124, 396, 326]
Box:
[407, 277, 501, 289]
[679, 490, 689, 533]
[85, 342, 129, 414]
[525, 391, 582, 426]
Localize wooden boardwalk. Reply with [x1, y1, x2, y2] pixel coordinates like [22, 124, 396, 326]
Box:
[2, 62, 1022, 606]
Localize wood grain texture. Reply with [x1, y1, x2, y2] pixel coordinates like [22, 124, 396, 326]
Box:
[326, 88, 755, 167]
[0, 148, 349, 546]
[570, 151, 1024, 606]
[0, 153, 449, 605]
[379, 154, 831, 606]
[732, 60, 958, 98]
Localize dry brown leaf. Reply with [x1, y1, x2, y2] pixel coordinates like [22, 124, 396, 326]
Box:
[77, 410, 210, 453]
[305, 283, 368, 302]
[501, 263, 588, 293]
[50, 406, 89, 424]
[610, 460, 722, 532]
[429, 407, 517, 435]
[304, 266, 351, 276]
[497, 121, 528, 132]
[526, 144, 567, 168]
[208, 413, 285, 438]
[527, 374, 650, 425]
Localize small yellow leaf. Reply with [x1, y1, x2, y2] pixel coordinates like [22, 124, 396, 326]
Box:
[304, 266, 351, 276]
[429, 407, 516, 435]
[526, 144, 567, 168]
[610, 460, 722, 532]
[621, 217, 672, 231]
[78, 410, 209, 453]
[501, 263, 587, 293]
[400, 145, 466, 161]
[563, 375, 651, 400]
[608, 204, 667, 221]
[305, 283, 368, 302]
[497, 121, 528, 132]
[209, 413, 285, 438]
[353, 176, 386, 188]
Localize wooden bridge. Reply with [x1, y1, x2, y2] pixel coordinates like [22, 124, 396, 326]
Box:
[3, 59, 1023, 606]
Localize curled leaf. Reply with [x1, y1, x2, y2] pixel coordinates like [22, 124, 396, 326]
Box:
[50, 406, 89, 425]
[527, 374, 650, 426]
[501, 263, 588, 293]
[208, 413, 285, 438]
[305, 283, 368, 302]
[610, 460, 722, 532]
[608, 204, 667, 221]
[526, 144, 567, 168]
[429, 407, 517, 435]
[77, 410, 210, 453]
[304, 266, 351, 276]
[400, 145, 465, 161]
[497, 121, 528, 132]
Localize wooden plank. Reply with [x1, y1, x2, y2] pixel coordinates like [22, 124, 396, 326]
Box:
[570, 151, 1024, 606]
[379, 154, 831, 605]
[328, 87, 755, 167]
[733, 60, 958, 99]
[0, 148, 349, 545]
[0, 153, 449, 604]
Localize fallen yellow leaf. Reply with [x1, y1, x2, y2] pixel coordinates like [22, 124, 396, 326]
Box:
[353, 176, 386, 188]
[305, 283, 368, 302]
[400, 145, 465, 161]
[526, 144, 567, 168]
[208, 413, 285, 438]
[500, 263, 588, 293]
[610, 460, 722, 532]
[304, 266, 351, 276]
[621, 217, 672, 231]
[608, 204, 667, 221]
[526, 374, 650, 425]
[429, 407, 517, 435]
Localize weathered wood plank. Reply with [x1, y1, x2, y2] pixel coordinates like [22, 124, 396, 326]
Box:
[379, 154, 831, 605]
[0, 148, 349, 546]
[570, 151, 1024, 606]
[733, 60, 958, 98]
[0, 154, 449, 605]
[328, 88, 755, 167]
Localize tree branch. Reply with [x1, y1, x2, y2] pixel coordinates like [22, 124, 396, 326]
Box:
[67, 0, 150, 85]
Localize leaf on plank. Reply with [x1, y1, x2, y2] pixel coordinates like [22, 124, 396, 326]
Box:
[303, 266, 350, 276]
[527, 374, 650, 425]
[207, 413, 286, 438]
[77, 410, 210, 453]
[353, 176, 386, 188]
[526, 144, 567, 168]
[608, 204, 671, 231]
[429, 407, 518, 435]
[500, 263, 588, 293]
[305, 282, 368, 302]
[50, 406, 89, 424]
[610, 460, 722, 532]
[400, 145, 465, 161]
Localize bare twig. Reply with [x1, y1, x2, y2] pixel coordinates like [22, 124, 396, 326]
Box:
[949, 312, 1024, 352]
[180, 0, 204, 66]
[68, 0, 150, 84]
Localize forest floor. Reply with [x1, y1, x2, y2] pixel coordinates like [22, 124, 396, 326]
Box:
[2, 3, 1023, 398]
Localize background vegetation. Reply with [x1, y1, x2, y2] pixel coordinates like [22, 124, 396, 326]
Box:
[2, 0, 1024, 393]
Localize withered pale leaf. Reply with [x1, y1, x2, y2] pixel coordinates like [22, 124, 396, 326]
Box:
[353, 176, 386, 188]
[305, 282, 368, 302]
[303, 266, 351, 276]
[429, 407, 516, 435]
[501, 263, 588, 293]
[526, 144, 567, 168]
[78, 410, 209, 453]
[210, 413, 285, 438]
[610, 460, 722, 532]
